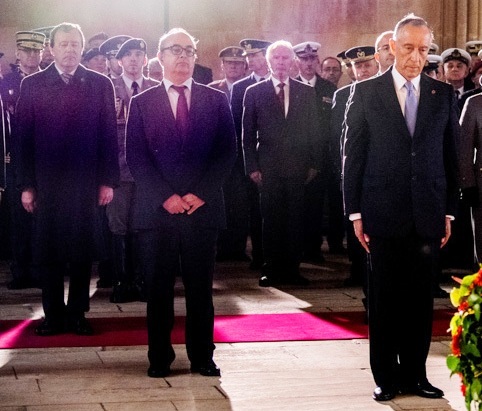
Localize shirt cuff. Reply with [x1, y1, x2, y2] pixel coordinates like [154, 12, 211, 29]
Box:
[349, 213, 362, 221]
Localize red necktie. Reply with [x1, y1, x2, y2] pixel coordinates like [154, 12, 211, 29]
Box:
[171, 85, 189, 137]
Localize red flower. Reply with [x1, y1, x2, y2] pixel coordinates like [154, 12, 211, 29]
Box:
[461, 383, 466, 396]
[474, 271, 482, 287]
[451, 326, 462, 356]
[458, 301, 470, 312]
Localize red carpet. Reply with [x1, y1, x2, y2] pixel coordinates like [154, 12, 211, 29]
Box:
[0, 310, 453, 349]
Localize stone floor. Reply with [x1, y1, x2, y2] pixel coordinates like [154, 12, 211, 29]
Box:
[0, 250, 472, 411]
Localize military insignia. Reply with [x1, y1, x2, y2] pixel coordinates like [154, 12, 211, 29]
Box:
[357, 50, 366, 58]
[140, 41, 146, 50]
[245, 43, 252, 50]
[431, 90, 436, 94]
[452, 49, 461, 58]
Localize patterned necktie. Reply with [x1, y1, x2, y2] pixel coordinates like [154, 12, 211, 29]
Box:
[404, 81, 418, 136]
[61, 73, 73, 85]
[171, 85, 189, 138]
[278, 82, 285, 112]
[132, 81, 139, 96]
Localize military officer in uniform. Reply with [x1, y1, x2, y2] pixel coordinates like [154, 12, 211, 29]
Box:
[293, 41, 343, 262]
[0, 30, 46, 289]
[107, 38, 160, 303]
[82, 47, 107, 74]
[208, 46, 246, 100]
[229, 39, 272, 270]
[99, 35, 132, 79]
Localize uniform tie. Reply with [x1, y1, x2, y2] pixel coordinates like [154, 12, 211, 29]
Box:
[132, 81, 139, 96]
[171, 85, 189, 138]
[404, 81, 417, 136]
[61, 72, 73, 85]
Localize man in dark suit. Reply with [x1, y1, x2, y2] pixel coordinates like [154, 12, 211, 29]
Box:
[293, 41, 341, 263]
[342, 14, 459, 401]
[243, 40, 320, 287]
[126, 28, 236, 378]
[459, 93, 482, 265]
[230, 39, 272, 270]
[15, 22, 120, 336]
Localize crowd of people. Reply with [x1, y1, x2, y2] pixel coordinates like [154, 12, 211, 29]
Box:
[0, 12, 481, 401]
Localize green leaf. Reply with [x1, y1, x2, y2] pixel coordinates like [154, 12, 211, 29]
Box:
[447, 355, 460, 371]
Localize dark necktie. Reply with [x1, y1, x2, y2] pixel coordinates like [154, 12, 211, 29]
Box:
[61, 72, 72, 85]
[404, 81, 417, 137]
[278, 82, 285, 113]
[132, 81, 139, 96]
[455, 89, 460, 100]
[171, 85, 189, 137]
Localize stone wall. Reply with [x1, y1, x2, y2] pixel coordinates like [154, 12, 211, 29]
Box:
[0, 0, 481, 82]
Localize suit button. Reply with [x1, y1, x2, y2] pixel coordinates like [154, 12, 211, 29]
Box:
[412, 176, 416, 181]
[411, 152, 416, 157]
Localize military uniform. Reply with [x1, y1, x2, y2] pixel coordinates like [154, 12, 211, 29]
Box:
[106, 38, 160, 303]
[0, 30, 45, 288]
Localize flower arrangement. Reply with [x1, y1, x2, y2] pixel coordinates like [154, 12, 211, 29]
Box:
[447, 268, 482, 410]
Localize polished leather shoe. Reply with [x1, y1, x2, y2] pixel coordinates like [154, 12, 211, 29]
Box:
[372, 386, 396, 401]
[400, 380, 444, 398]
[259, 275, 272, 287]
[35, 318, 64, 336]
[70, 316, 94, 336]
[147, 366, 171, 378]
[191, 360, 221, 377]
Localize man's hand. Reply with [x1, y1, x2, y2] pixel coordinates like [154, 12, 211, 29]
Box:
[21, 188, 37, 213]
[441, 217, 452, 248]
[353, 218, 370, 253]
[249, 171, 262, 187]
[98, 185, 114, 206]
[163, 194, 191, 214]
[182, 193, 205, 215]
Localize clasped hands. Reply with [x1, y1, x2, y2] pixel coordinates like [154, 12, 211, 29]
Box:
[163, 193, 205, 215]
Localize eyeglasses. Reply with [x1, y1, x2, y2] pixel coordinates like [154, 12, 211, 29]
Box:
[161, 44, 197, 57]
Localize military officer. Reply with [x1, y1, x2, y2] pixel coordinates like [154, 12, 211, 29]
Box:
[107, 38, 160, 303]
[208, 46, 246, 100]
[99, 35, 132, 79]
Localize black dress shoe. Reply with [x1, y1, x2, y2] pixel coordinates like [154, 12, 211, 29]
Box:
[400, 380, 444, 398]
[70, 316, 94, 336]
[259, 275, 272, 287]
[191, 360, 221, 377]
[35, 318, 64, 336]
[372, 386, 396, 401]
[147, 366, 171, 378]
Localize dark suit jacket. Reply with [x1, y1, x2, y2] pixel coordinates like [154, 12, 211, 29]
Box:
[459, 93, 482, 193]
[298, 74, 336, 169]
[0, 93, 7, 191]
[15, 63, 119, 263]
[126, 81, 236, 230]
[231, 73, 257, 141]
[242, 78, 320, 179]
[343, 68, 460, 239]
